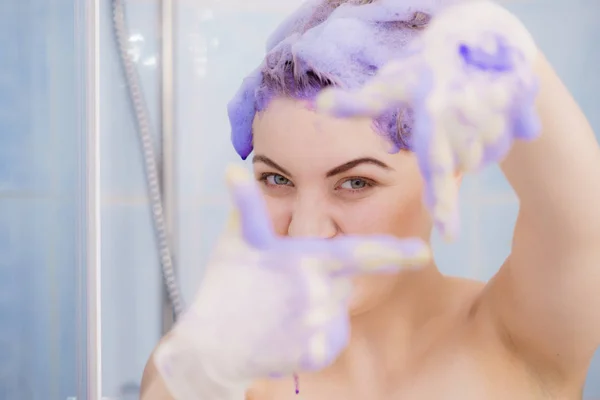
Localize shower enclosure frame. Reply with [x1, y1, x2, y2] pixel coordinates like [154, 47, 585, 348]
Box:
[84, 0, 102, 398]
[82, 0, 178, 397]
[160, 0, 179, 337]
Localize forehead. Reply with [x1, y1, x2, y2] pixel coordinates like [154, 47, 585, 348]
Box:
[252, 97, 394, 164]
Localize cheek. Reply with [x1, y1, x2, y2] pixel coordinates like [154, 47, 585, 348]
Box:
[335, 188, 428, 237]
[262, 196, 291, 236]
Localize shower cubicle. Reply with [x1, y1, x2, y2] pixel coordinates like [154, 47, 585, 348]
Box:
[0, 0, 598, 398]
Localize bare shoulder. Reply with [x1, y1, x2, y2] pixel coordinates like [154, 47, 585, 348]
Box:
[140, 335, 176, 400]
[246, 380, 271, 400]
[459, 270, 590, 395]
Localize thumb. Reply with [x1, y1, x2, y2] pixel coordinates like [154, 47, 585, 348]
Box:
[330, 236, 432, 276]
[225, 164, 276, 249]
[279, 235, 431, 277]
[315, 59, 416, 119]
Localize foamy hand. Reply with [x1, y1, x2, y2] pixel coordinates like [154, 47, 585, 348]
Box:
[153, 165, 430, 400]
[316, 1, 541, 240]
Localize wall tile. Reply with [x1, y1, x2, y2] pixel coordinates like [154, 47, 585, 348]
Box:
[101, 203, 162, 397]
[0, 198, 80, 400]
[0, 0, 86, 398]
[431, 195, 480, 278]
[175, 9, 284, 200]
[178, 200, 231, 303]
[477, 201, 519, 281]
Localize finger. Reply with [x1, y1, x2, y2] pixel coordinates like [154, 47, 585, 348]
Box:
[513, 105, 540, 140]
[300, 311, 350, 372]
[332, 235, 432, 276]
[299, 263, 352, 322]
[443, 109, 484, 172]
[226, 164, 276, 249]
[281, 235, 431, 276]
[511, 81, 540, 141]
[412, 90, 460, 241]
[315, 60, 414, 118]
[303, 293, 349, 329]
[426, 130, 460, 241]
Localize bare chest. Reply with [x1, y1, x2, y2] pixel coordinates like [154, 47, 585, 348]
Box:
[249, 339, 575, 400]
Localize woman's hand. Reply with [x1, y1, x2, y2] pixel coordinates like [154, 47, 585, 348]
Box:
[316, 1, 541, 240]
[153, 165, 431, 400]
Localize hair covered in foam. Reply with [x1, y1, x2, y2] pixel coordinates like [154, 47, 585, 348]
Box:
[227, 0, 466, 160]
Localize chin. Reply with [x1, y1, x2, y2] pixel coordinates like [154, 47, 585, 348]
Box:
[347, 274, 398, 316]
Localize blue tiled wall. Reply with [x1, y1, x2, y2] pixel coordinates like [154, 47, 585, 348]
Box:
[0, 0, 87, 399]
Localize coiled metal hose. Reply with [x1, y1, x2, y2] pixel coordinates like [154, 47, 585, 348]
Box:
[111, 0, 185, 318]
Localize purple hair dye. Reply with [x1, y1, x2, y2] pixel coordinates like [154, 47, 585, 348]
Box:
[227, 0, 464, 159]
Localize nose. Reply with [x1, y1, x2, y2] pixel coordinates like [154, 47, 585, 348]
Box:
[287, 196, 338, 239]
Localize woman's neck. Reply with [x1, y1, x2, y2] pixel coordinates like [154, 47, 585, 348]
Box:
[325, 264, 449, 384]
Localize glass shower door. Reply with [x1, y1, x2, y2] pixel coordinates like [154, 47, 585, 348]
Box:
[0, 0, 96, 399]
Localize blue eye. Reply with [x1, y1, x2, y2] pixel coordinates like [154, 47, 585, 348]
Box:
[265, 173, 292, 186]
[340, 178, 370, 190]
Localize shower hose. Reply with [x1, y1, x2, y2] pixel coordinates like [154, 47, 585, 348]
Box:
[111, 0, 185, 319]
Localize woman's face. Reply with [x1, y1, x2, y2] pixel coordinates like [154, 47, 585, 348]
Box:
[252, 97, 433, 312]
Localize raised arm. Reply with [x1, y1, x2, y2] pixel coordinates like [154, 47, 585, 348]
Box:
[313, 1, 600, 377]
[484, 52, 600, 375]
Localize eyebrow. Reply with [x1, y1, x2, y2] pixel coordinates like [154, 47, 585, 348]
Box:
[325, 157, 392, 177]
[252, 155, 392, 178]
[252, 155, 292, 177]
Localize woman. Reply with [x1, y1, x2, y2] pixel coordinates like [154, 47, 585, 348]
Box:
[141, 0, 600, 399]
